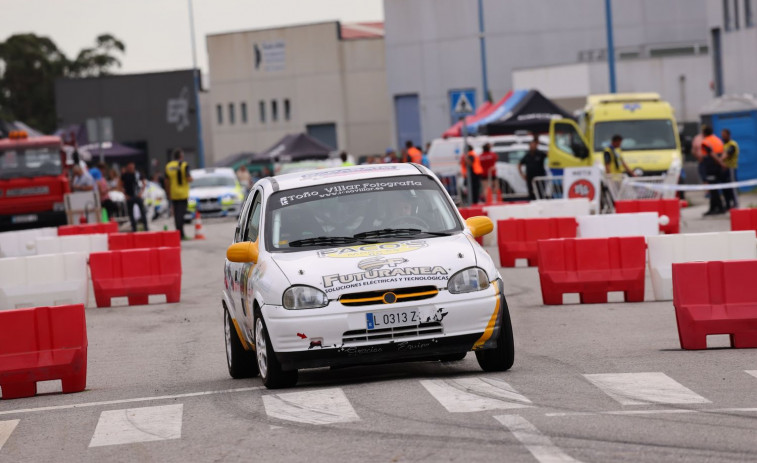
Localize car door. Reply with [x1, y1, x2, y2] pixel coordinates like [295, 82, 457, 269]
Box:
[548, 119, 592, 174]
[236, 190, 263, 332]
[227, 190, 261, 332]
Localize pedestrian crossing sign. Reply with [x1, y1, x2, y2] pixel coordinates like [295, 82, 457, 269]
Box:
[451, 90, 476, 115]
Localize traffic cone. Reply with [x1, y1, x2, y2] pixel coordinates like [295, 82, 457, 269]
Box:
[194, 211, 206, 240]
[485, 186, 493, 205]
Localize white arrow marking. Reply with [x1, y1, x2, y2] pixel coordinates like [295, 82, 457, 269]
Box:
[262, 388, 359, 425]
[421, 377, 532, 412]
[585, 372, 710, 405]
[89, 404, 183, 447]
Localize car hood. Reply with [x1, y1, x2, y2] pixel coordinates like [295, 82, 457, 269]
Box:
[190, 186, 235, 199]
[270, 234, 477, 296]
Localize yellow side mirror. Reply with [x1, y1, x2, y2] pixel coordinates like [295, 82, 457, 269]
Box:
[465, 216, 493, 238]
[226, 241, 259, 264]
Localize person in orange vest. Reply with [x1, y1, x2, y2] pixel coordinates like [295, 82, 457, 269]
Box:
[460, 145, 484, 204]
[402, 140, 423, 164]
[700, 125, 726, 216]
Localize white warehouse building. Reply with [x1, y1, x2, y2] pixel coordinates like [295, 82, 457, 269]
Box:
[383, 0, 713, 145]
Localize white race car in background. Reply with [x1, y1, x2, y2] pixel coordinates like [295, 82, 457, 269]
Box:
[222, 163, 514, 388]
[187, 167, 245, 220]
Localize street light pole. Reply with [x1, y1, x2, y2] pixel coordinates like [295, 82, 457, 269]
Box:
[187, 0, 206, 167]
[604, 0, 617, 93]
[477, 0, 490, 102]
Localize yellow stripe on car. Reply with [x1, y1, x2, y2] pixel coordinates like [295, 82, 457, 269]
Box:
[232, 318, 255, 351]
[340, 289, 439, 305]
[472, 281, 500, 350]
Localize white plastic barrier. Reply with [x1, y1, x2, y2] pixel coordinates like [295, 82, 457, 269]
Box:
[647, 231, 757, 301]
[577, 212, 659, 238]
[0, 227, 58, 258]
[482, 204, 541, 246]
[0, 252, 88, 310]
[35, 234, 108, 255]
[532, 198, 591, 218]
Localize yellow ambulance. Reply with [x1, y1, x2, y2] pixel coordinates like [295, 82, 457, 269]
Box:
[547, 93, 682, 176]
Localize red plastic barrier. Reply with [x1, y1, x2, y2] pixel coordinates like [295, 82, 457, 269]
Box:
[498, 217, 577, 267]
[108, 231, 181, 250]
[0, 304, 87, 399]
[58, 222, 119, 236]
[672, 260, 757, 350]
[730, 208, 757, 232]
[458, 205, 487, 220]
[614, 199, 680, 234]
[537, 236, 646, 305]
[89, 247, 182, 307]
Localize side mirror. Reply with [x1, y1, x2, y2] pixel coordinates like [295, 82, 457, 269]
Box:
[465, 216, 493, 238]
[226, 241, 259, 264]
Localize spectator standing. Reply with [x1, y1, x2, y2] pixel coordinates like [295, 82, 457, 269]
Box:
[721, 128, 739, 209]
[340, 151, 355, 166]
[384, 148, 398, 164]
[119, 162, 148, 232]
[402, 140, 422, 163]
[460, 145, 483, 204]
[700, 126, 726, 216]
[603, 135, 634, 176]
[71, 164, 95, 192]
[236, 165, 252, 191]
[92, 164, 117, 219]
[519, 138, 547, 200]
[479, 142, 498, 198]
[165, 149, 193, 239]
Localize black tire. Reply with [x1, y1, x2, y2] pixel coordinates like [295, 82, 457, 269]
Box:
[224, 308, 259, 379]
[254, 311, 298, 389]
[439, 352, 468, 362]
[475, 295, 515, 372]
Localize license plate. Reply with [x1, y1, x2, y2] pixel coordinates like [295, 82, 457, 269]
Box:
[198, 203, 216, 211]
[11, 214, 38, 224]
[366, 309, 421, 330]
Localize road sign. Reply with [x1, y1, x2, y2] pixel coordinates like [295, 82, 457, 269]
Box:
[450, 90, 476, 115]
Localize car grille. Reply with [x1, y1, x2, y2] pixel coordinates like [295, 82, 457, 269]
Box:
[342, 321, 443, 344]
[339, 285, 438, 306]
[197, 198, 220, 211]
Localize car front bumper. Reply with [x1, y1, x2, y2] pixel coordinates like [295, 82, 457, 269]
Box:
[262, 281, 506, 371]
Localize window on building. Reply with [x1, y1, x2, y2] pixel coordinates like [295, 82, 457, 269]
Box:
[228, 103, 235, 125]
[216, 104, 223, 125]
[284, 99, 291, 121]
[734, 0, 741, 28]
[724, 0, 732, 30]
[271, 100, 278, 122]
[240, 102, 248, 123]
[746, 0, 754, 26]
[259, 100, 266, 123]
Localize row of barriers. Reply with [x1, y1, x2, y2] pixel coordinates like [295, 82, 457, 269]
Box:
[458, 199, 757, 351]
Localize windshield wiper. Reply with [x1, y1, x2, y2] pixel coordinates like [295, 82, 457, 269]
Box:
[288, 236, 358, 247]
[354, 228, 454, 239]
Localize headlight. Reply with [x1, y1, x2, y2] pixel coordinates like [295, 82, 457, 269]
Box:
[221, 193, 242, 203]
[447, 267, 490, 294]
[188, 198, 197, 206]
[633, 168, 644, 177]
[283, 285, 329, 310]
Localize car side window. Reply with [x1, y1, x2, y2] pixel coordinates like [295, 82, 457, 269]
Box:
[244, 192, 262, 243]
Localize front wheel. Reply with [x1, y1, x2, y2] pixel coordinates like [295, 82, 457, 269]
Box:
[475, 297, 515, 372]
[255, 314, 298, 389]
[224, 309, 259, 379]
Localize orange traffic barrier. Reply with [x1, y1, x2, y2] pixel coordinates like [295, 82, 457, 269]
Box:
[89, 247, 182, 307]
[0, 304, 87, 399]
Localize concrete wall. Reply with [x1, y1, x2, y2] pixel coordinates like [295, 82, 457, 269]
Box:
[384, 0, 708, 142]
[706, 0, 757, 95]
[207, 21, 392, 161]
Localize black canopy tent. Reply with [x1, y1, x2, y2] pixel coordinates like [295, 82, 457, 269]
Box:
[480, 90, 574, 135]
[252, 133, 333, 162]
[213, 151, 257, 169]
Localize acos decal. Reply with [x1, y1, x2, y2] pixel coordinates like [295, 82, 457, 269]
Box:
[318, 240, 427, 258]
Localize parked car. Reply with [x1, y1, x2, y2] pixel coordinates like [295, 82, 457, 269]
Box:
[186, 167, 245, 220]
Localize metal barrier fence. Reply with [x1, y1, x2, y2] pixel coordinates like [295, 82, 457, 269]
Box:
[532, 176, 563, 200]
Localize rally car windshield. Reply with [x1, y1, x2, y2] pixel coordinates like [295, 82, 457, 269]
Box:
[266, 175, 463, 251]
[0, 147, 62, 179]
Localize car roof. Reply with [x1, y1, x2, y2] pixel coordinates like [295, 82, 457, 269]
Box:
[190, 167, 236, 177]
[267, 163, 426, 191]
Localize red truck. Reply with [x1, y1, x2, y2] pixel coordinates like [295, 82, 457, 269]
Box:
[0, 131, 70, 232]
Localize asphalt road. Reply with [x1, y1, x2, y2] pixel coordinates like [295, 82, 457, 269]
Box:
[1, 194, 756, 463]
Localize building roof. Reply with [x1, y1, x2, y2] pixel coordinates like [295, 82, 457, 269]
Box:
[340, 22, 384, 40]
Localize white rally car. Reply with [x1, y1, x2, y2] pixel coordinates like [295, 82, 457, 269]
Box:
[223, 163, 514, 388]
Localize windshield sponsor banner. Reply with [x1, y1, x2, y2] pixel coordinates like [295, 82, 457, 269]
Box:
[277, 179, 424, 207]
[318, 240, 427, 258]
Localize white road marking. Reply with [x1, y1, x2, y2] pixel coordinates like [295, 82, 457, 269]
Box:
[420, 377, 532, 413]
[89, 404, 183, 447]
[262, 388, 360, 425]
[0, 420, 20, 451]
[546, 407, 757, 417]
[584, 372, 710, 405]
[746, 371, 757, 380]
[495, 414, 583, 463]
[0, 386, 263, 416]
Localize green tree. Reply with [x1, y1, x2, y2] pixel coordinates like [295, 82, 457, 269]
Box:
[0, 33, 125, 133]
